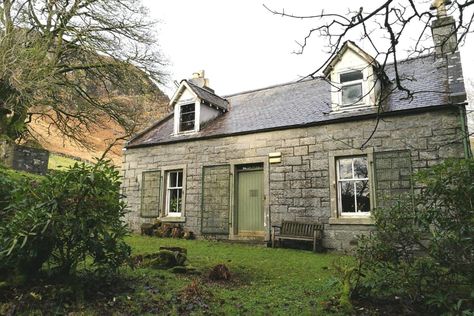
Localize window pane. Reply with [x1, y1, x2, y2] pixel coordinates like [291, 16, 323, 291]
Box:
[181, 112, 195, 122]
[342, 83, 362, 105]
[181, 104, 194, 113]
[338, 158, 353, 180]
[177, 189, 182, 212]
[340, 181, 355, 212]
[356, 180, 370, 212]
[180, 121, 194, 132]
[353, 157, 368, 179]
[169, 172, 178, 187]
[180, 104, 195, 132]
[177, 171, 183, 187]
[340, 70, 363, 83]
[169, 189, 179, 213]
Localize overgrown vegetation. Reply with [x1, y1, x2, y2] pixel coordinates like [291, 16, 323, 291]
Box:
[0, 236, 342, 315]
[2, 158, 472, 314]
[0, 160, 130, 280]
[0, 164, 42, 224]
[354, 158, 474, 314]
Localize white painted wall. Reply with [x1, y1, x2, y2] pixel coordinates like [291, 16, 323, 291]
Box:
[173, 86, 198, 134]
[329, 48, 380, 111]
[200, 104, 220, 127]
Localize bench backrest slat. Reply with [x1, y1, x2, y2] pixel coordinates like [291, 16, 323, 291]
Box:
[280, 220, 322, 237]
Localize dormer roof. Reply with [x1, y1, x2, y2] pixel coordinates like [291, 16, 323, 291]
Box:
[323, 41, 380, 77]
[170, 80, 229, 111]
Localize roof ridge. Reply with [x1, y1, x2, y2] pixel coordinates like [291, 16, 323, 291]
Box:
[384, 52, 435, 67]
[187, 81, 228, 101]
[224, 53, 436, 99]
[223, 77, 323, 98]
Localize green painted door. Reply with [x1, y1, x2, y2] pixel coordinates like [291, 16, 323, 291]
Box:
[237, 169, 264, 235]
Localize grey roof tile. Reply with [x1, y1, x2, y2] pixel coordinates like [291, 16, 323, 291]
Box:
[128, 53, 461, 148]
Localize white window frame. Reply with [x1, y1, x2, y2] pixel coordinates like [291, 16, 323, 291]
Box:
[339, 69, 364, 107]
[165, 169, 183, 217]
[329, 148, 375, 225]
[178, 103, 196, 133]
[336, 156, 370, 217]
[173, 96, 201, 135]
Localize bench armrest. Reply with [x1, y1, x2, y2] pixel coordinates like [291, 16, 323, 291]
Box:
[271, 225, 281, 248]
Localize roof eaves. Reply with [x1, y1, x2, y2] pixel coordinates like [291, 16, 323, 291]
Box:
[126, 103, 459, 149]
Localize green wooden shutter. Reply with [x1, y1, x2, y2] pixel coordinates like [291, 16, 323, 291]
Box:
[201, 165, 230, 235]
[374, 150, 413, 209]
[140, 170, 161, 218]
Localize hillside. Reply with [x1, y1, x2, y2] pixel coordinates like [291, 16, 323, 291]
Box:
[28, 92, 170, 166]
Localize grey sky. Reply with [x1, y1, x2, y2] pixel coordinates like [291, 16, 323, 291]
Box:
[143, 0, 473, 104]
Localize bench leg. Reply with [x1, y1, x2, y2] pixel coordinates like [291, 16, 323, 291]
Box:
[313, 230, 318, 252]
[271, 227, 276, 248]
[313, 230, 323, 253]
[313, 236, 316, 252]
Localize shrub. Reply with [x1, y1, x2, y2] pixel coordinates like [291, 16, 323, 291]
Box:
[355, 159, 474, 314]
[0, 165, 42, 224]
[0, 166, 18, 222]
[0, 160, 131, 278]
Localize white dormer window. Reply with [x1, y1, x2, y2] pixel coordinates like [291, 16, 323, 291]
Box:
[179, 103, 196, 132]
[340, 70, 364, 106]
[170, 72, 229, 135]
[323, 41, 383, 112]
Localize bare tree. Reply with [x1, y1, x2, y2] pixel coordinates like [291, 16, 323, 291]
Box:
[265, 0, 472, 91]
[265, 0, 473, 148]
[0, 0, 166, 146]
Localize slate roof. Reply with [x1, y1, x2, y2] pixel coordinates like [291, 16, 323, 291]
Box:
[186, 81, 229, 111]
[127, 53, 460, 148]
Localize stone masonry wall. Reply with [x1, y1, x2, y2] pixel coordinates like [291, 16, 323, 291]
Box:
[0, 141, 49, 175]
[121, 108, 465, 250]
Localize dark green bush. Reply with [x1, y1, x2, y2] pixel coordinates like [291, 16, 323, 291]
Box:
[355, 159, 474, 314]
[0, 165, 42, 224]
[0, 166, 17, 221]
[0, 160, 130, 278]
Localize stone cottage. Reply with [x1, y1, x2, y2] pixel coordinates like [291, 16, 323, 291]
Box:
[121, 13, 471, 250]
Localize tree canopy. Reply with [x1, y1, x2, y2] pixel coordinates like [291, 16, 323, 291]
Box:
[0, 0, 166, 145]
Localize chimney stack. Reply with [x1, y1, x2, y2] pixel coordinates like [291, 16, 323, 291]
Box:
[430, 0, 465, 102]
[430, 0, 457, 57]
[189, 70, 214, 92]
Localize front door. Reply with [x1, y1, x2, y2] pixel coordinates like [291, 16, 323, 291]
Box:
[236, 164, 264, 236]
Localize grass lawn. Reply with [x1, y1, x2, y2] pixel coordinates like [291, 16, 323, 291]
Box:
[123, 235, 343, 315]
[48, 153, 84, 170]
[0, 235, 344, 315]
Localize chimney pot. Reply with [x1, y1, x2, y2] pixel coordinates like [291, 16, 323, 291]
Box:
[430, 0, 452, 18]
[189, 70, 212, 91]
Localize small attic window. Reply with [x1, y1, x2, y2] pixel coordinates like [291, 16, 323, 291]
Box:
[179, 103, 195, 132]
[340, 70, 363, 106]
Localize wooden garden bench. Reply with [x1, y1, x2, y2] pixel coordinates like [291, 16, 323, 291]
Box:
[271, 220, 324, 252]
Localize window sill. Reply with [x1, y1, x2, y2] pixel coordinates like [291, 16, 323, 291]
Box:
[330, 104, 377, 114]
[329, 217, 374, 225]
[173, 130, 198, 137]
[159, 216, 186, 223]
